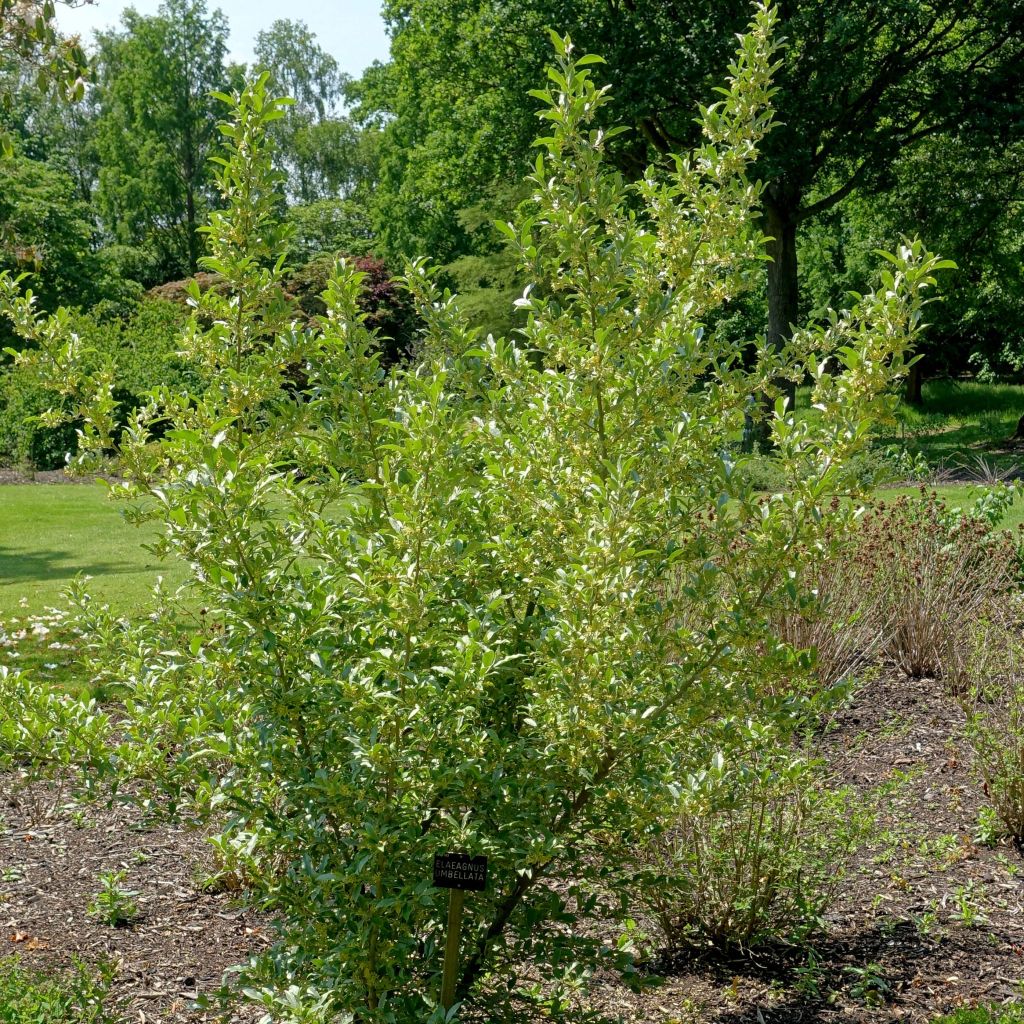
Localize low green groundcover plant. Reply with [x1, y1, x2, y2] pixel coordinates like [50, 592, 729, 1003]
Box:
[933, 1007, 1024, 1024]
[0, 957, 110, 1024]
[0, 3, 952, 1021]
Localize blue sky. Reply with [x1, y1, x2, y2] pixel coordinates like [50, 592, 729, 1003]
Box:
[56, 0, 392, 78]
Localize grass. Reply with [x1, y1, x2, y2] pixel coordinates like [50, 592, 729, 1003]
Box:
[0, 483, 185, 620]
[876, 380, 1024, 474]
[792, 379, 1024, 473]
[0, 379, 1021, 669]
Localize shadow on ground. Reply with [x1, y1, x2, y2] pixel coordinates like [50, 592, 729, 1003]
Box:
[0, 545, 142, 588]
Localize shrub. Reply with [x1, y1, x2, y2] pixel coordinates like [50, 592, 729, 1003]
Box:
[0, 667, 113, 817]
[0, 14, 951, 1021]
[783, 489, 1020, 690]
[633, 737, 870, 948]
[775, 519, 889, 691]
[0, 298, 192, 469]
[857, 489, 1018, 687]
[286, 252, 417, 365]
[963, 602, 1024, 841]
[0, 360, 79, 469]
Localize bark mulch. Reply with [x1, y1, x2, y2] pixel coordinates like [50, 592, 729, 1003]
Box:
[3, 668, 1024, 1021]
[0, 469, 119, 486]
[0, 782, 267, 1021]
[585, 669, 1024, 1022]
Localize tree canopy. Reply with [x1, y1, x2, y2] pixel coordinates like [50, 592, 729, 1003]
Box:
[361, 0, 1024, 384]
[91, 0, 232, 279]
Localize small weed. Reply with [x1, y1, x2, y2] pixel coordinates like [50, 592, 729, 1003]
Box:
[662, 999, 706, 1024]
[69, 808, 93, 830]
[879, 713, 913, 740]
[793, 949, 826, 999]
[86, 870, 139, 927]
[948, 882, 989, 928]
[911, 899, 944, 941]
[995, 852, 1020, 877]
[975, 806, 1007, 848]
[845, 962, 891, 1006]
[920, 833, 966, 867]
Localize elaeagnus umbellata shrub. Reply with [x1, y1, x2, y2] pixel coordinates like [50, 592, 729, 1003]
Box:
[0, 4, 952, 1019]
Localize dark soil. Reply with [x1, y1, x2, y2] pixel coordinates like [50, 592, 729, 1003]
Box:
[0, 468, 119, 485]
[0, 781, 267, 1021]
[585, 669, 1024, 1022]
[3, 669, 1024, 1021]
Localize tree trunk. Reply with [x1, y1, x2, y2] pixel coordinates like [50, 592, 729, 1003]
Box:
[764, 190, 799, 408]
[905, 360, 923, 404]
[185, 184, 197, 273]
[743, 184, 800, 451]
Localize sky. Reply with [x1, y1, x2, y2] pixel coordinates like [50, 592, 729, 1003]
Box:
[55, 0, 392, 79]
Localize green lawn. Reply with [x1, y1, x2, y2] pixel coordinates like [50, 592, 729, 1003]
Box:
[0, 483, 185, 620]
[791, 380, 1024, 475]
[877, 380, 1024, 474]
[2, 471, 1022, 626]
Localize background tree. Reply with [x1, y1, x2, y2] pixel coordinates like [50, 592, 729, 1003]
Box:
[0, 0, 89, 107]
[361, 0, 1024, 386]
[0, 59, 99, 203]
[92, 0, 231, 280]
[253, 19, 375, 204]
[0, 154, 100, 310]
[801, 136, 1024, 397]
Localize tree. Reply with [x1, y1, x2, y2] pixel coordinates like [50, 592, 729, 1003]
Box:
[362, 0, 1024, 378]
[92, 0, 231, 279]
[801, 135, 1024, 394]
[0, 154, 103, 310]
[0, 59, 100, 203]
[0, 1, 91, 157]
[254, 19, 377, 204]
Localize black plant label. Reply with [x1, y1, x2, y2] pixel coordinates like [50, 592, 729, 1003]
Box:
[433, 853, 488, 891]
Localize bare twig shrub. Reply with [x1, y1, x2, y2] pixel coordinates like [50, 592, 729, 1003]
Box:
[963, 599, 1024, 840]
[781, 490, 1019, 691]
[857, 491, 1018, 687]
[634, 743, 870, 949]
[775, 542, 889, 691]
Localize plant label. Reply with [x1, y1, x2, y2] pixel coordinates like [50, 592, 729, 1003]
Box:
[433, 852, 487, 891]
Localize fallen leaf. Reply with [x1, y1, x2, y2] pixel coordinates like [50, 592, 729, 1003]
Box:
[9, 931, 29, 943]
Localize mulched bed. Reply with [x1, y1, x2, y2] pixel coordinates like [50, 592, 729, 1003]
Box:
[0, 468, 120, 486]
[3, 668, 1024, 1021]
[0, 783, 268, 1021]
[585, 669, 1024, 1022]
